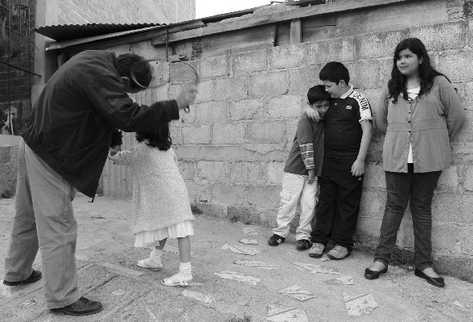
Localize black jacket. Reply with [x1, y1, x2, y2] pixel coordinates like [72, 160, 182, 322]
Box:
[23, 50, 179, 197]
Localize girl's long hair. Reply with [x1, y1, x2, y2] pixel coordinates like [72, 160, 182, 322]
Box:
[388, 38, 446, 103]
[136, 121, 172, 151]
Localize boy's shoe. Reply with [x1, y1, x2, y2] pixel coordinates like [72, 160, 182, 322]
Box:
[161, 271, 192, 287]
[3, 270, 42, 286]
[50, 297, 103, 316]
[137, 249, 163, 270]
[308, 243, 325, 258]
[327, 245, 350, 260]
[296, 239, 313, 251]
[268, 234, 285, 246]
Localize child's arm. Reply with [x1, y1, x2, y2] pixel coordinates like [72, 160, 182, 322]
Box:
[438, 76, 466, 140]
[352, 93, 373, 177]
[296, 116, 317, 183]
[374, 89, 389, 134]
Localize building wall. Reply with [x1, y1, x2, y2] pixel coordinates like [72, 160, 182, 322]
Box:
[102, 0, 473, 280]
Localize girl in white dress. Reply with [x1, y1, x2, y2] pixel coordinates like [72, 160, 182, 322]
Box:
[109, 123, 194, 287]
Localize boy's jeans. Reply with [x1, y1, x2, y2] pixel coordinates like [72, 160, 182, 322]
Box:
[272, 172, 318, 241]
[374, 165, 441, 270]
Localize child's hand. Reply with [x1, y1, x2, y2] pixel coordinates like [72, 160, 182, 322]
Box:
[308, 170, 316, 184]
[110, 145, 121, 156]
[304, 107, 320, 122]
[351, 158, 365, 177]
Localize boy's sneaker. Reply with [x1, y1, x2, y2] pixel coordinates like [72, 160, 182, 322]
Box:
[268, 234, 285, 246]
[296, 239, 312, 251]
[327, 245, 350, 260]
[308, 243, 325, 258]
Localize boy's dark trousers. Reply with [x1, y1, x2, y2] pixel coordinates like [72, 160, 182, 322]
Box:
[310, 155, 362, 249]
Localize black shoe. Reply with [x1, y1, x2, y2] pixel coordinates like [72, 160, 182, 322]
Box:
[364, 266, 388, 280]
[51, 297, 103, 316]
[3, 270, 42, 286]
[414, 269, 445, 288]
[296, 239, 312, 251]
[268, 234, 285, 246]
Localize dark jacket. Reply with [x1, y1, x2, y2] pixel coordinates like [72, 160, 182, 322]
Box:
[22, 50, 179, 197]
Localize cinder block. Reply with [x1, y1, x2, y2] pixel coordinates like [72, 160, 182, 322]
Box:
[438, 50, 473, 82]
[270, 44, 306, 69]
[245, 185, 281, 210]
[288, 65, 320, 95]
[355, 30, 406, 59]
[409, 22, 466, 51]
[249, 71, 289, 98]
[463, 165, 473, 191]
[182, 125, 211, 144]
[229, 162, 266, 185]
[195, 80, 214, 103]
[267, 162, 285, 185]
[200, 54, 228, 78]
[460, 226, 473, 255]
[214, 77, 248, 101]
[170, 124, 183, 144]
[149, 61, 169, 88]
[178, 161, 195, 180]
[363, 163, 386, 190]
[307, 37, 355, 64]
[192, 101, 227, 124]
[232, 49, 267, 74]
[350, 60, 382, 89]
[431, 193, 463, 224]
[229, 99, 264, 121]
[437, 166, 459, 192]
[247, 121, 286, 143]
[196, 161, 226, 183]
[211, 183, 248, 206]
[185, 181, 213, 203]
[359, 190, 386, 217]
[170, 61, 199, 84]
[266, 95, 303, 119]
[212, 123, 245, 145]
[432, 223, 462, 255]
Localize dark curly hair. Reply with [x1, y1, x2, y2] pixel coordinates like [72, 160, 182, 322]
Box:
[388, 38, 446, 103]
[116, 53, 152, 91]
[136, 122, 172, 151]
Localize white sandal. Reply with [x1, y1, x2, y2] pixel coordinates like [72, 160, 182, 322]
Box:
[161, 271, 192, 287]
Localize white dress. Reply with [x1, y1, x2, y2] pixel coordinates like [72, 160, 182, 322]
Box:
[109, 143, 194, 247]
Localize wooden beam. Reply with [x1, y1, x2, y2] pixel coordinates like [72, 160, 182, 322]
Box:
[290, 19, 302, 44]
[151, 0, 414, 46]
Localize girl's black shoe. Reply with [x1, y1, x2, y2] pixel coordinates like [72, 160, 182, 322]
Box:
[364, 266, 388, 280]
[414, 269, 445, 288]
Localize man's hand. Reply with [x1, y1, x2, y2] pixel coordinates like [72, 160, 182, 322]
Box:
[304, 107, 320, 122]
[351, 158, 365, 177]
[176, 84, 198, 110]
[308, 169, 316, 184]
[110, 145, 121, 156]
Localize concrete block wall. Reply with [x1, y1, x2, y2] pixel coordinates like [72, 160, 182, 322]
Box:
[104, 0, 473, 279]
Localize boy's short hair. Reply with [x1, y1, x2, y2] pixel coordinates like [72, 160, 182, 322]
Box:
[116, 53, 152, 90]
[319, 61, 350, 85]
[307, 85, 331, 105]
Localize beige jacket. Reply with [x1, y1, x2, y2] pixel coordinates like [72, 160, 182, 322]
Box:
[375, 76, 466, 173]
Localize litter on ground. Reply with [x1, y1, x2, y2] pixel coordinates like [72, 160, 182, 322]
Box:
[279, 285, 316, 302]
[324, 275, 355, 285]
[294, 262, 340, 275]
[222, 243, 259, 256]
[182, 289, 216, 307]
[343, 292, 378, 316]
[215, 271, 261, 285]
[239, 238, 259, 245]
[234, 260, 279, 270]
[267, 309, 309, 322]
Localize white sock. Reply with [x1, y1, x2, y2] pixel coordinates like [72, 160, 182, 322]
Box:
[150, 248, 162, 260]
[179, 262, 192, 274]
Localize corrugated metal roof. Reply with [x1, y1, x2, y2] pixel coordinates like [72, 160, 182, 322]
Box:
[35, 23, 164, 41]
